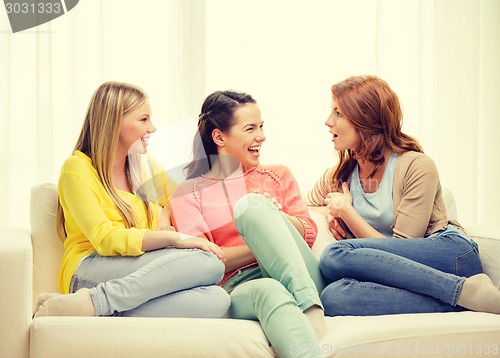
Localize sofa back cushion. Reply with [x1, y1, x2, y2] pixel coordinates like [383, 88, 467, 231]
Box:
[30, 183, 64, 310]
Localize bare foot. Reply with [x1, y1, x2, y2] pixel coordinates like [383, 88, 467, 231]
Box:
[304, 305, 328, 341]
[457, 274, 500, 314]
[35, 288, 96, 317]
[34, 292, 62, 315]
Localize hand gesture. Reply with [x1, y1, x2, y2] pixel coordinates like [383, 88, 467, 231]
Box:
[325, 182, 352, 218]
[174, 234, 225, 261]
[328, 217, 347, 241]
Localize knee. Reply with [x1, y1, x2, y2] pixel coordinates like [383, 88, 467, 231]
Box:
[320, 279, 353, 316]
[233, 278, 296, 311]
[193, 250, 225, 285]
[319, 242, 352, 281]
[233, 193, 274, 223]
[203, 286, 230, 318]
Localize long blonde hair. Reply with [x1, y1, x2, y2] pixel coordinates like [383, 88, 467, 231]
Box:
[57, 81, 154, 239]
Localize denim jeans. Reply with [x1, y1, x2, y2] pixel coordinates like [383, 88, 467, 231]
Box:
[319, 225, 483, 316]
[230, 194, 326, 358]
[70, 247, 229, 317]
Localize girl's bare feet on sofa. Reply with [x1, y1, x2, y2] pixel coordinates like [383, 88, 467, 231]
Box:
[34, 292, 62, 315]
[457, 274, 500, 314]
[35, 288, 95, 317]
[304, 305, 328, 341]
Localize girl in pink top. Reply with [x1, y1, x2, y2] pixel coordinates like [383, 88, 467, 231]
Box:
[171, 91, 327, 357]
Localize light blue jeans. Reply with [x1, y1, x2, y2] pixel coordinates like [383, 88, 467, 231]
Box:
[229, 194, 326, 358]
[70, 248, 230, 317]
[319, 225, 483, 316]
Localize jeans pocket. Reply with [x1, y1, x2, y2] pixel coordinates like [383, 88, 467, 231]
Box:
[456, 248, 483, 277]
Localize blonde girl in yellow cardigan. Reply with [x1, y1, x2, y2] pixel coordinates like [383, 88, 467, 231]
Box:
[35, 81, 229, 318]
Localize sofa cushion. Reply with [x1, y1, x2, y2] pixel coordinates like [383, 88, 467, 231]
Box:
[30, 312, 500, 358]
[30, 183, 63, 311]
[31, 316, 274, 358]
[28, 184, 500, 358]
[319, 311, 500, 357]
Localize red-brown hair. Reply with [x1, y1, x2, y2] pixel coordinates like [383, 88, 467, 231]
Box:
[330, 75, 423, 190]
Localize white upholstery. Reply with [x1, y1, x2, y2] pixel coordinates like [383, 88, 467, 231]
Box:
[0, 183, 499, 358]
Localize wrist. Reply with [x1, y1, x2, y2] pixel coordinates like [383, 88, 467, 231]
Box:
[339, 205, 354, 221]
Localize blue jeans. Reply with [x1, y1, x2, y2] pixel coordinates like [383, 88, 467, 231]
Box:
[319, 225, 483, 316]
[70, 248, 230, 317]
[230, 194, 326, 358]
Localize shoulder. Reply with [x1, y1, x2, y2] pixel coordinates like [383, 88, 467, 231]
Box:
[171, 176, 206, 199]
[257, 164, 292, 174]
[394, 151, 440, 193]
[253, 164, 297, 183]
[396, 151, 438, 177]
[60, 151, 95, 178]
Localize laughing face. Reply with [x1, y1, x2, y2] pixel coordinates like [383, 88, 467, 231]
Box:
[118, 99, 156, 156]
[218, 103, 266, 171]
[325, 98, 359, 152]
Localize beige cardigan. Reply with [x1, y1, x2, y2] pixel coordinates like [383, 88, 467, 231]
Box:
[307, 151, 462, 238]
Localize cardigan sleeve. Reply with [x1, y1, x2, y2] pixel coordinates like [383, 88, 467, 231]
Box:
[306, 167, 336, 206]
[58, 172, 147, 256]
[392, 154, 441, 238]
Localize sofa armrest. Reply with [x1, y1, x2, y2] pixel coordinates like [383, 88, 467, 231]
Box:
[467, 225, 500, 285]
[0, 227, 32, 358]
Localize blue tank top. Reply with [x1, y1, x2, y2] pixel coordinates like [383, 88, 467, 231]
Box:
[350, 153, 397, 237]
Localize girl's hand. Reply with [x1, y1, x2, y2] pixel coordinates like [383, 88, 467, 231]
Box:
[157, 223, 175, 231]
[328, 217, 347, 240]
[174, 235, 225, 261]
[254, 190, 282, 210]
[325, 182, 352, 218]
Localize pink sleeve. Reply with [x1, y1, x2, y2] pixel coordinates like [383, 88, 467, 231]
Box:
[170, 183, 214, 242]
[280, 168, 318, 247]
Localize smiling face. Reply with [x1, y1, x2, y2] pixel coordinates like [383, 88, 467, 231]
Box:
[117, 100, 156, 156]
[216, 103, 265, 171]
[325, 98, 359, 152]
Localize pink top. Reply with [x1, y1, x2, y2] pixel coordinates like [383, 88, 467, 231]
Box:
[171, 164, 317, 284]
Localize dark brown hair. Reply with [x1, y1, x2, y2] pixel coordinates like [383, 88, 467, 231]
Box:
[184, 90, 256, 179]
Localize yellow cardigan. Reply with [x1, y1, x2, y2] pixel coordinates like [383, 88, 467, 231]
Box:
[57, 151, 175, 293]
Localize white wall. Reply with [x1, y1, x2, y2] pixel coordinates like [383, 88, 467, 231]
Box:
[203, 0, 376, 192]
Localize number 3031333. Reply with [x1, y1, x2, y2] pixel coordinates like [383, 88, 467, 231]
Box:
[5, 2, 62, 14]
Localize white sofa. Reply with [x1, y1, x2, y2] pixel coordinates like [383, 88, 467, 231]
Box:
[1, 183, 500, 358]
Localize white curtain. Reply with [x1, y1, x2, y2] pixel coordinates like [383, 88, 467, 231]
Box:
[202, 0, 500, 229]
[1, 0, 499, 230]
[0, 0, 198, 228]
